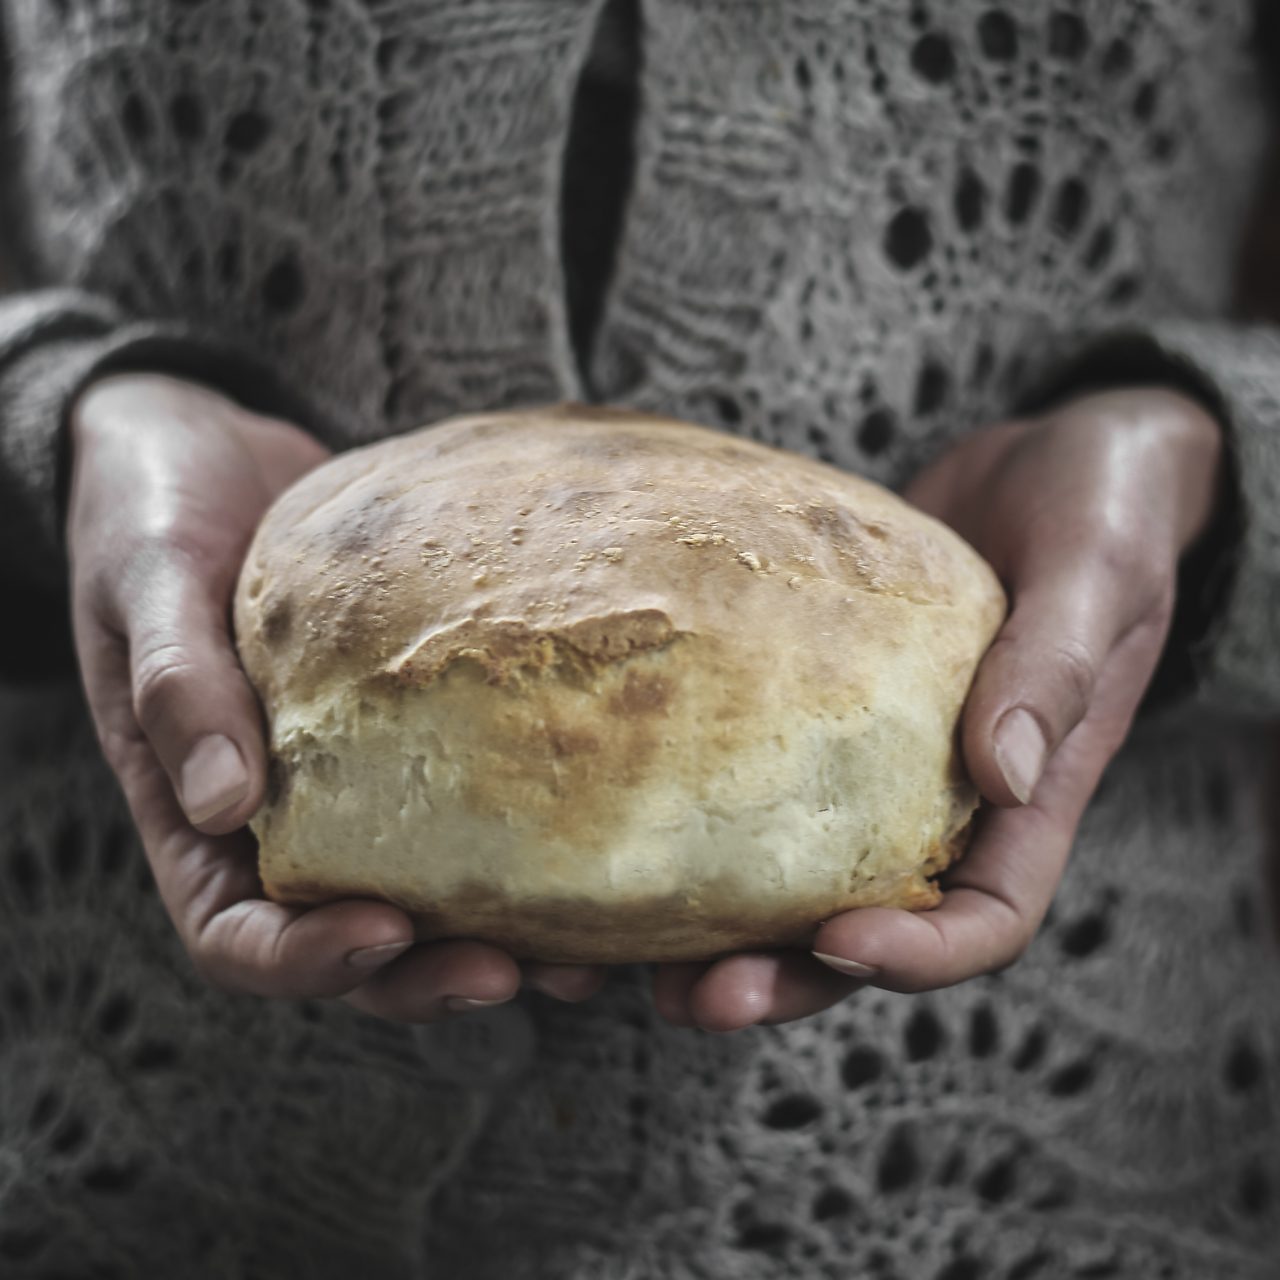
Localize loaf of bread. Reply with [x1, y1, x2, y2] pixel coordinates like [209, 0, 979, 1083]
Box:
[234, 406, 1005, 963]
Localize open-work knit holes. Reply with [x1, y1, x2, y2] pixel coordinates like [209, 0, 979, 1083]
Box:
[761, 1094, 823, 1130]
[904, 1004, 946, 1061]
[732, 1200, 791, 1254]
[877, 1124, 921, 1193]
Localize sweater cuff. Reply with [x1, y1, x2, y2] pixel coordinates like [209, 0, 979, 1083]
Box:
[0, 289, 339, 595]
[1014, 323, 1280, 718]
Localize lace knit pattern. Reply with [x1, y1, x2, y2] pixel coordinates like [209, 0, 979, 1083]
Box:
[0, 2, 1278, 1276]
[427, 718, 1280, 1280]
[0, 690, 492, 1278]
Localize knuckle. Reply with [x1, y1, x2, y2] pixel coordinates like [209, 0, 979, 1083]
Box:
[972, 890, 1035, 976]
[187, 919, 266, 997]
[1051, 636, 1099, 719]
[131, 644, 201, 734]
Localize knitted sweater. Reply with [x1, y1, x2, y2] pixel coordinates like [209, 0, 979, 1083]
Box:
[1, 2, 1278, 1277]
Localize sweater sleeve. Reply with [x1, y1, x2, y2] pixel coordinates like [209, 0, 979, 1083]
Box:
[0, 289, 340, 593]
[1015, 322, 1280, 719]
[0, 19, 339, 667]
[0, 290, 342, 682]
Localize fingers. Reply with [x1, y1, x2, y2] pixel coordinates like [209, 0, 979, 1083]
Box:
[120, 754, 411, 998]
[721, 582, 1170, 1004]
[194, 896, 417, 1000]
[812, 706, 1118, 993]
[812, 805, 1063, 993]
[813, 895, 1026, 995]
[123, 551, 269, 833]
[107, 734, 552, 1012]
[963, 547, 1169, 809]
[74, 560, 414, 1004]
[342, 940, 523, 1023]
[656, 788, 1064, 1017]
[923, 401, 1193, 812]
[651, 962, 711, 1028]
[145, 731, 594, 1013]
[98, 743, 414, 999]
[67, 379, 321, 838]
[654, 953, 865, 1032]
[346, 953, 609, 1024]
[79, 624, 597, 1012]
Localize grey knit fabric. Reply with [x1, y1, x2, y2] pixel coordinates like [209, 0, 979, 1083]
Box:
[1, 2, 1279, 1276]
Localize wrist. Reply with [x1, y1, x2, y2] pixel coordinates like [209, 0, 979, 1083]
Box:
[1046, 385, 1223, 549]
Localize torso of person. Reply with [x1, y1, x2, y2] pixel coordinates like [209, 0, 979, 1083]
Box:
[0, 0, 1269, 488]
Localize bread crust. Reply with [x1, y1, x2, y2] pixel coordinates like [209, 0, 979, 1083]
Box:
[234, 405, 1006, 963]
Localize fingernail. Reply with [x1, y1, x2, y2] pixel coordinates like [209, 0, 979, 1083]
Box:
[346, 941, 412, 970]
[181, 734, 249, 824]
[812, 952, 879, 977]
[993, 707, 1049, 805]
[445, 996, 511, 1014]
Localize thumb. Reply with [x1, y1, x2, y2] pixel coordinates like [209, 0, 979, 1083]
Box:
[125, 551, 267, 834]
[962, 546, 1167, 809]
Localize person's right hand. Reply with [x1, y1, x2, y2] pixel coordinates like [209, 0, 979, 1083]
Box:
[67, 373, 606, 1019]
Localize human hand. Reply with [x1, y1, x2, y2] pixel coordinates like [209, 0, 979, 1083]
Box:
[68, 373, 605, 1019]
[652, 387, 1223, 1030]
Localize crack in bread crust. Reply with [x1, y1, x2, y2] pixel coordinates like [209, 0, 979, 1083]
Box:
[387, 608, 683, 686]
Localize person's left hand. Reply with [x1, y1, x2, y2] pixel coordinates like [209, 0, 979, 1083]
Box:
[652, 387, 1224, 1031]
[66, 372, 604, 1022]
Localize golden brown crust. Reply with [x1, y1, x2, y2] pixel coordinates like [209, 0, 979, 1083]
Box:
[235, 404, 991, 707]
[235, 405, 1006, 963]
